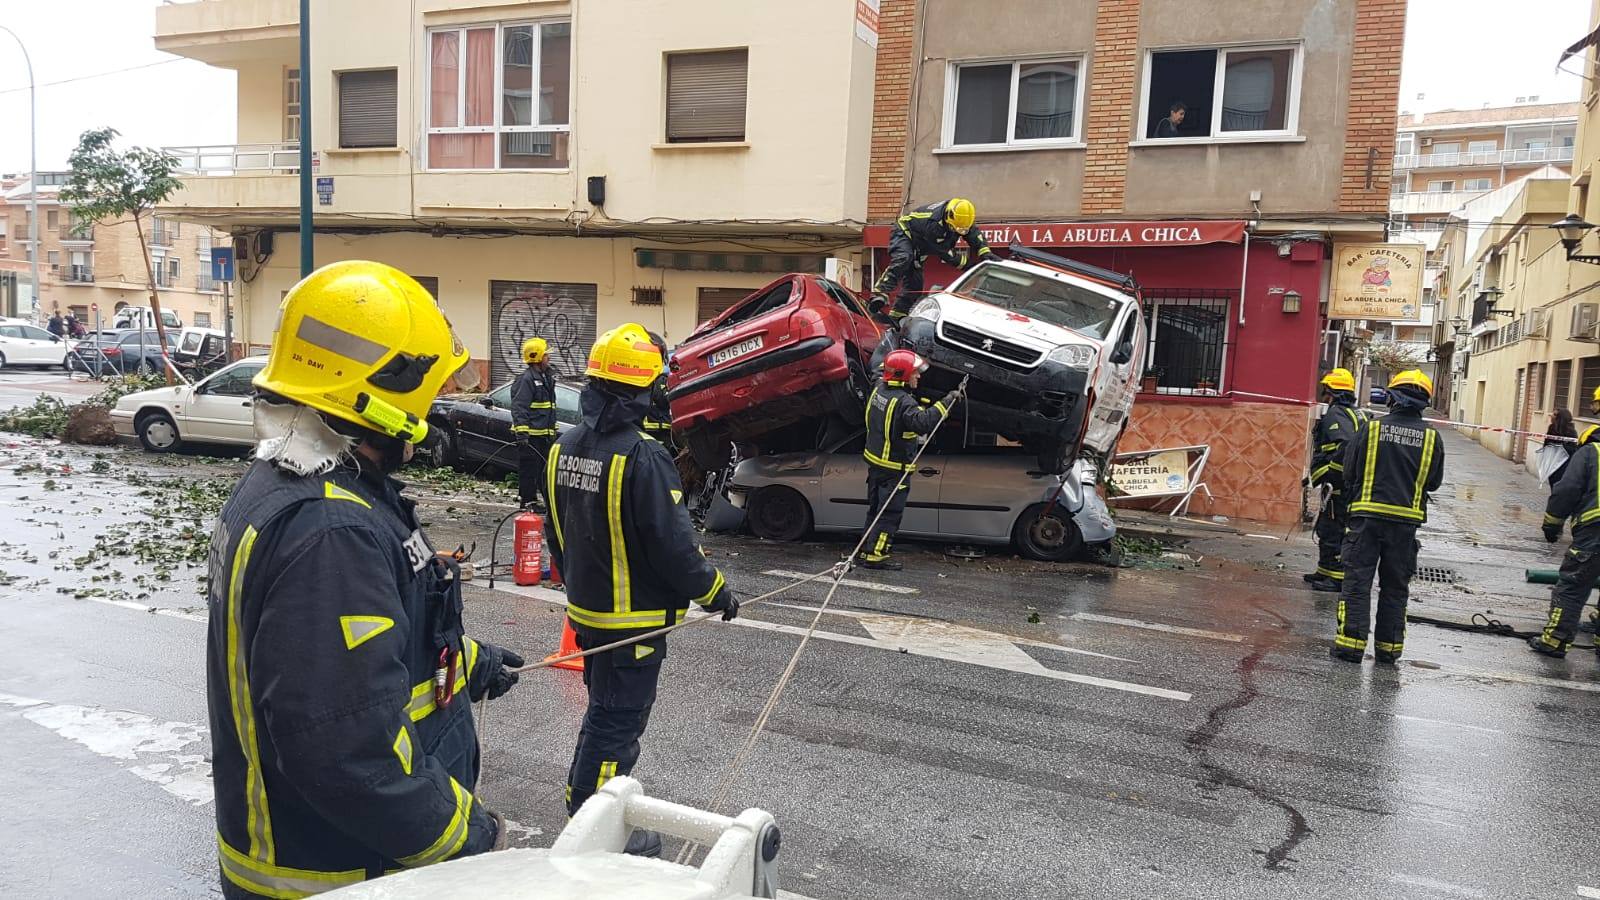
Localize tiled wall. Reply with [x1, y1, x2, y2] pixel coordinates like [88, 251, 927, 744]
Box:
[1118, 397, 1313, 525]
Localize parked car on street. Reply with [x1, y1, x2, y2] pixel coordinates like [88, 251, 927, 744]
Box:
[424, 379, 583, 474]
[727, 424, 1101, 561]
[109, 358, 265, 452]
[667, 274, 884, 469]
[0, 321, 68, 369]
[1369, 386, 1388, 405]
[67, 329, 179, 376]
[898, 245, 1146, 473]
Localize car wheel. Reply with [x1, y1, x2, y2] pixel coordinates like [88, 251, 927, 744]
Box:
[427, 423, 459, 469]
[686, 429, 732, 470]
[136, 411, 182, 453]
[1035, 437, 1072, 475]
[0, 351, 7, 370]
[747, 485, 813, 542]
[827, 356, 870, 415]
[1012, 502, 1084, 562]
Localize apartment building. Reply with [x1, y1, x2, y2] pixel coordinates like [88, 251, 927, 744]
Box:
[0, 173, 227, 328]
[865, 0, 1405, 524]
[153, 0, 877, 387]
[1427, 5, 1600, 469]
[1390, 102, 1578, 231]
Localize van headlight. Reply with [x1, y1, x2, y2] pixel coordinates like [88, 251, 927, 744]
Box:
[909, 297, 941, 321]
[1046, 345, 1095, 369]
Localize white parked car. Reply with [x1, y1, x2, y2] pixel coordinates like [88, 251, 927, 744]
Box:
[0, 321, 68, 369]
[898, 244, 1147, 473]
[110, 358, 264, 452]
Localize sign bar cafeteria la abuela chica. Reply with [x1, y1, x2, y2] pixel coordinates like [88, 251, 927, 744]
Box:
[863, 220, 1248, 248]
[1327, 243, 1425, 322]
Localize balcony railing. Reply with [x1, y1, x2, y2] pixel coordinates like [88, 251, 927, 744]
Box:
[164, 142, 302, 176]
[1389, 190, 1484, 216]
[1394, 146, 1574, 170]
[62, 266, 94, 284]
[58, 224, 93, 242]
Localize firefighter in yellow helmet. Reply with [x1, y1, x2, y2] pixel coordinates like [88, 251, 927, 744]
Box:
[543, 323, 739, 855]
[1533, 424, 1600, 658]
[1303, 368, 1367, 592]
[511, 336, 556, 509]
[1331, 369, 1445, 666]
[207, 261, 523, 897]
[1591, 385, 1600, 418]
[871, 198, 992, 324]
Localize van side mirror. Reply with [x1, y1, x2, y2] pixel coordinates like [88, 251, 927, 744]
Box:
[1110, 341, 1134, 365]
[479, 396, 495, 409]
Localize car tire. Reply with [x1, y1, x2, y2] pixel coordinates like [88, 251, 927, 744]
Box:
[136, 410, 182, 453]
[827, 356, 870, 415]
[1035, 437, 1072, 475]
[747, 485, 813, 542]
[0, 351, 7, 370]
[686, 429, 732, 470]
[427, 422, 459, 469]
[1012, 502, 1084, 562]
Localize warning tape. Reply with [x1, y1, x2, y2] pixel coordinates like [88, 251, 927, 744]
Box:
[1225, 390, 1578, 444]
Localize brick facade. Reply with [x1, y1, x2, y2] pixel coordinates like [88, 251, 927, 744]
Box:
[1339, 0, 1407, 212]
[1081, 0, 1141, 215]
[867, 0, 918, 221]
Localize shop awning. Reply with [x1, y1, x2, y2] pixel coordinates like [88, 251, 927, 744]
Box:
[1560, 23, 1600, 65]
[863, 219, 1248, 248]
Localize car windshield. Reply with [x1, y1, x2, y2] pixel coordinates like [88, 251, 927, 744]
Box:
[953, 265, 1123, 339]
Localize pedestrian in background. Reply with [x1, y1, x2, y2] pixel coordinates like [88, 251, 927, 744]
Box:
[46, 311, 63, 338]
[1534, 424, 1600, 659]
[1330, 370, 1445, 666]
[1538, 407, 1578, 492]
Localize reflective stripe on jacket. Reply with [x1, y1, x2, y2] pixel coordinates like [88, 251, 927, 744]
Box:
[1343, 410, 1445, 523]
[206, 460, 496, 898]
[1547, 441, 1600, 527]
[864, 382, 947, 472]
[1310, 400, 1367, 491]
[872, 200, 993, 293]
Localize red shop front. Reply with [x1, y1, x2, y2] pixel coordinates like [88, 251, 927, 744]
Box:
[864, 220, 1330, 525]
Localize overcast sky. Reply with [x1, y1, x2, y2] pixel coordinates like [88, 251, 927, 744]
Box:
[0, 0, 1592, 173]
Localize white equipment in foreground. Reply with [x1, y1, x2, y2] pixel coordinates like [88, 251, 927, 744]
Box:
[324, 777, 782, 899]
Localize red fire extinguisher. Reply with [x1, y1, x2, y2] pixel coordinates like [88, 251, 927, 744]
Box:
[513, 511, 543, 586]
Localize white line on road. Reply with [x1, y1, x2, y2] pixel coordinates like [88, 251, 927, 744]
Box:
[765, 600, 1134, 662]
[761, 569, 920, 595]
[1575, 887, 1600, 899]
[1386, 873, 1486, 898]
[86, 596, 208, 624]
[1390, 713, 1503, 735]
[1069, 612, 1246, 643]
[1424, 664, 1600, 694]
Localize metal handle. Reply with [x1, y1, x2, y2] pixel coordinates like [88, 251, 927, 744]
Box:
[918, 467, 939, 476]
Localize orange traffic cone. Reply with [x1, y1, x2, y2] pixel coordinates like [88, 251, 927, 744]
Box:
[544, 618, 584, 671]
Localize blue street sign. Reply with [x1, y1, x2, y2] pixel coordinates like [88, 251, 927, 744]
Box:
[211, 247, 235, 283]
[316, 176, 334, 207]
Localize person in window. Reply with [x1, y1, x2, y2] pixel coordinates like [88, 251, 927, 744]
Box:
[1154, 100, 1187, 138]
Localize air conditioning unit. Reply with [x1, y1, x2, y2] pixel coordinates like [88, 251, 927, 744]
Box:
[1527, 308, 1550, 339]
[1422, 137, 1434, 147]
[1571, 302, 1600, 342]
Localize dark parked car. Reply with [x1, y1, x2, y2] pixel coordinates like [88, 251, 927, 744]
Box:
[66, 329, 179, 376]
[1369, 386, 1389, 405]
[425, 379, 583, 475]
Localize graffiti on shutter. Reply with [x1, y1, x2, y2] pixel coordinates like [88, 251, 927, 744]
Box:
[490, 280, 598, 386]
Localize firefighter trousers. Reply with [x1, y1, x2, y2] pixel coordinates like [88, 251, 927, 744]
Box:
[1335, 517, 1419, 657]
[1538, 524, 1600, 650]
[863, 468, 911, 562]
[1313, 494, 1348, 581]
[566, 632, 663, 816]
[881, 231, 925, 317]
[519, 436, 551, 508]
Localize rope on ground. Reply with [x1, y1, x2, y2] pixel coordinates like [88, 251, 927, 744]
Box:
[1407, 610, 1596, 650]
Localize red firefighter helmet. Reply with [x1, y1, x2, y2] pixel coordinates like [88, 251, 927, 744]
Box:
[883, 348, 928, 385]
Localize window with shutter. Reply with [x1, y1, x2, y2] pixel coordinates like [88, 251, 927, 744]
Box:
[666, 50, 749, 143]
[338, 69, 399, 149]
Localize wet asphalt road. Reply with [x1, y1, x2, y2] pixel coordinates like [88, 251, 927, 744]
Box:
[1, 425, 1599, 899]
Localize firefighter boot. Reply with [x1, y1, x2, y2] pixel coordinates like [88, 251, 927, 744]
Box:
[1329, 645, 1364, 664]
[1528, 635, 1567, 659]
[859, 556, 904, 571]
[1306, 575, 1341, 593]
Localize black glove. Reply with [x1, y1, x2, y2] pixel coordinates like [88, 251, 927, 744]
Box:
[704, 585, 740, 621]
[1544, 523, 1562, 543]
[868, 293, 888, 314]
[479, 644, 524, 700]
[942, 389, 963, 409]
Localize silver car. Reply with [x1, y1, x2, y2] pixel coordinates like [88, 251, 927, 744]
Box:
[726, 428, 1112, 561]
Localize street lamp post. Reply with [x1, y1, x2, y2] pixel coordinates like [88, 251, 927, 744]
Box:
[0, 25, 39, 321]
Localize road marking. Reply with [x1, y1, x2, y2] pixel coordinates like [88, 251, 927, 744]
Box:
[1390, 713, 1503, 735]
[1069, 612, 1246, 643]
[762, 569, 920, 595]
[0, 692, 213, 805]
[1425, 664, 1600, 694]
[86, 596, 208, 624]
[490, 584, 1188, 701]
[1386, 873, 1486, 898]
[1575, 887, 1600, 899]
[765, 600, 1133, 661]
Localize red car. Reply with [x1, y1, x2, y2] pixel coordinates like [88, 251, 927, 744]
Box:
[668, 274, 883, 468]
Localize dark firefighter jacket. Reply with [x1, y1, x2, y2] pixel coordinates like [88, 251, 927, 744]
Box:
[1342, 402, 1445, 524]
[510, 363, 557, 438]
[864, 381, 949, 472]
[544, 384, 727, 643]
[1547, 440, 1600, 529]
[643, 385, 674, 447]
[206, 459, 498, 898]
[871, 200, 993, 293]
[1311, 395, 1367, 493]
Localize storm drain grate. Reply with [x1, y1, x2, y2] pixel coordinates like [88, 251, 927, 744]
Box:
[1415, 565, 1458, 584]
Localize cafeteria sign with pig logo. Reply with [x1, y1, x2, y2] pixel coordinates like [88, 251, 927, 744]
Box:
[1329, 243, 1425, 321]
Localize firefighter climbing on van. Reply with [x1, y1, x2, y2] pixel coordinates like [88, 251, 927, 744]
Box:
[858, 348, 963, 570]
[206, 261, 523, 898]
[511, 336, 557, 509]
[1330, 369, 1445, 666]
[544, 322, 740, 856]
[1533, 424, 1600, 658]
[870, 198, 992, 324]
[1303, 368, 1367, 593]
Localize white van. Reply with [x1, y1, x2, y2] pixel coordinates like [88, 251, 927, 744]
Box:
[112, 306, 182, 331]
